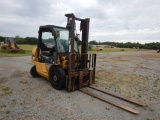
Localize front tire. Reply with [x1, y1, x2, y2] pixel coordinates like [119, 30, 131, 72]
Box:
[30, 65, 39, 78]
[50, 67, 66, 90]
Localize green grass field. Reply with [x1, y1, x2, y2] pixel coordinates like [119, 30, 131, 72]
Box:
[88, 48, 146, 53]
[0, 44, 147, 57]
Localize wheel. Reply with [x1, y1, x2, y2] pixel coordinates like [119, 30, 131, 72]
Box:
[30, 65, 39, 78]
[50, 67, 66, 90]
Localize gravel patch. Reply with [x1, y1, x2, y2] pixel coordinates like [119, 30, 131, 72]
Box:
[0, 51, 160, 120]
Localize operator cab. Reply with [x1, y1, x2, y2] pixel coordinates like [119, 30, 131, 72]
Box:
[5, 37, 15, 43]
[38, 25, 79, 64]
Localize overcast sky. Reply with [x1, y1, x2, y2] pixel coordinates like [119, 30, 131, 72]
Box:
[0, 0, 160, 43]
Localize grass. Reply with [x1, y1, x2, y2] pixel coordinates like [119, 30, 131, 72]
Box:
[5, 110, 10, 114]
[89, 48, 148, 53]
[0, 44, 149, 57]
[19, 80, 29, 84]
[0, 86, 13, 97]
[1, 86, 10, 92]
[0, 44, 36, 57]
[1, 104, 6, 108]
[106, 107, 110, 110]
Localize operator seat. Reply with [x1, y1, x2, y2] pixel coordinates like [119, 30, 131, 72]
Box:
[39, 42, 57, 63]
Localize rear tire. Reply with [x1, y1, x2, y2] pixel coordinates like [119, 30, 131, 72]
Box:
[50, 67, 66, 90]
[30, 65, 39, 78]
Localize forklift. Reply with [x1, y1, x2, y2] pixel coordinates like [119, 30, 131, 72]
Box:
[30, 13, 146, 114]
[30, 13, 96, 91]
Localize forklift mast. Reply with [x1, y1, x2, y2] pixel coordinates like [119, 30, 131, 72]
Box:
[64, 13, 96, 91]
[65, 13, 90, 71]
[65, 13, 90, 54]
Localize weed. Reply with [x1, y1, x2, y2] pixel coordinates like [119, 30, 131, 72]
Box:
[5, 110, 10, 114]
[105, 87, 108, 89]
[146, 118, 152, 120]
[152, 96, 156, 99]
[12, 99, 16, 105]
[1, 104, 6, 108]
[1, 86, 10, 91]
[149, 108, 154, 112]
[138, 94, 142, 97]
[48, 89, 51, 91]
[95, 76, 100, 79]
[106, 107, 110, 110]
[0, 91, 12, 97]
[95, 80, 99, 84]
[100, 82, 106, 87]
[143, 107, 147, 110]
[20, 80, 28, 84]
[6, 91, 12, 95]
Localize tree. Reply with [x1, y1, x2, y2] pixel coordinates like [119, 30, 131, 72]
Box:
[89, 40, 97, 45]
[0, 36, 5, 42]
[15, 35, 20, 38]
[15, 37, 25, 44]
[24, 37, 37, 45]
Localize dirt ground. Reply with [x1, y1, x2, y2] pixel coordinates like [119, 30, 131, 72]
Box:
[0, 50, 160, 120]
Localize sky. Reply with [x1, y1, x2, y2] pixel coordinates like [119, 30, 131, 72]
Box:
[0, 0, 160, 44]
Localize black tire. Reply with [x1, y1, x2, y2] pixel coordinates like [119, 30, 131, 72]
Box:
[50, 67, 66, 90]
[30, 65, 39, 78]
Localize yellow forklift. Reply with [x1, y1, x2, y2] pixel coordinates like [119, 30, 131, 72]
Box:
[30, 13, 145, 114]
[30, 13, 96, 91]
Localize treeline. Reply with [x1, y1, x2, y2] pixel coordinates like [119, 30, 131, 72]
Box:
[89, 40, 160, 50]
[14, 36, 37, 45]
[0, 36, 159, 49]
[0, 36, 5, 41]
